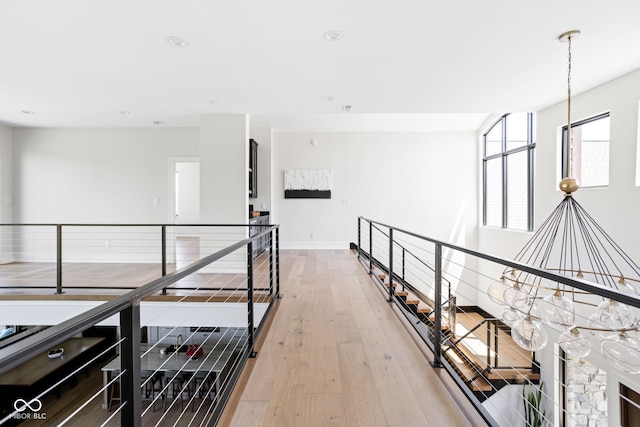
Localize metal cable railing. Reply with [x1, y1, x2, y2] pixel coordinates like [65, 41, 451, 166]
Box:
[357, 216, 640, 427]
[0, 223, 279, 426]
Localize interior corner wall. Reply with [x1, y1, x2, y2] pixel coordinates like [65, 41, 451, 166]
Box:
[11, 127, 199, 223]
[199, 114, 248, 225]
[271, 131, 478, 249]
[0, 125, 12, 224]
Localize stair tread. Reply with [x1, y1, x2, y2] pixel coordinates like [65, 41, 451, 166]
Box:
[443, 351, 493, 392]
[486, 369, 540, 381]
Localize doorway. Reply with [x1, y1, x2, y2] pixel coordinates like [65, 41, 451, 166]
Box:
[174, 161, 200, 225]
[168, 158, 200, 266]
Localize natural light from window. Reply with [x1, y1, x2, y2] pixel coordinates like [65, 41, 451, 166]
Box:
[483, 113, 534, 231]
[563, 113, 610, 188]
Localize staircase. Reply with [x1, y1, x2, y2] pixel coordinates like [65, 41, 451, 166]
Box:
[373, 270, 539, 402]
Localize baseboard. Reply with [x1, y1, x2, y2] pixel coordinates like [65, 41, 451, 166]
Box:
[280, 241, 350, 250]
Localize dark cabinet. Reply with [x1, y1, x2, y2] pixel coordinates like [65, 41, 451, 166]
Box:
[249, 139, 258, 198]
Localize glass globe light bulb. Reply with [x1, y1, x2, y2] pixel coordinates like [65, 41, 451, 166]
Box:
[502, 307, 523, 326]
[511, 316, 548, 351]
[601, 332, 640, 373]
[537, 290, 574, 330]
[487, 276, 509, 305]
[586, 313, 608, 338]
[559, 328, 591, 358]
[503, 282, 531, 310]
[596, 299, 635, 330]
[617, 277, 637, 295]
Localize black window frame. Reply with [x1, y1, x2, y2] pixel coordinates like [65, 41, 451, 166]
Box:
[482, 113, 535, 231]
[561, 112, 610, 186]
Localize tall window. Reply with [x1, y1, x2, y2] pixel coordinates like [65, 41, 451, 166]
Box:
[483, 113, 534, 231]
[562, 113, 610, 188]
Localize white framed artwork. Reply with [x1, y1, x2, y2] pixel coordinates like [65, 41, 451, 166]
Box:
[284, 169, 332, 199]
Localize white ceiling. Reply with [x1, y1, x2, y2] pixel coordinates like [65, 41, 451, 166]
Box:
[1, 0, 640, 132]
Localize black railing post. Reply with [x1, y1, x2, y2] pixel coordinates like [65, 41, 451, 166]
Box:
[368, 221, 373, 274]
[247, 241, 257, 357]
[431, 243, 444, 368]
[494, 320, 499, 368]
[120, 301, 142, 427]
[56, 225, 63, 294]
[402, 248, 406, 290]
[269, 230, 274, 297]
[161, 225, 167, 295]
[357, 217, 361, 261]
[486, 322, 491, 368]
[275, 227, 280, 298]
[388, 228, 394, 302]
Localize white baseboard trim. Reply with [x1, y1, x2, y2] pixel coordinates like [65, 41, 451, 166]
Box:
[280, 241, 350, 250]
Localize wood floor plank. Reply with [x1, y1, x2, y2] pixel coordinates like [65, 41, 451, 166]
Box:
[358, 327, 432, 426]
[303, 393, 346, 427]
[336, 342, 389, 427]
[307, 321, 342, 394]
[230, 249, 473, 427]
[228, 401, 269, 427]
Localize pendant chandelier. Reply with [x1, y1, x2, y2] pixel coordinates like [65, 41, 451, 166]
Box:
[487, 30, 640, 373]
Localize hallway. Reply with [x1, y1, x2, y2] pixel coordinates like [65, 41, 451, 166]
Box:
[222, 250, 474, 427]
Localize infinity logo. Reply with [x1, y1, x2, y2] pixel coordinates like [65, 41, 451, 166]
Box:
[14, 398, 43, 412]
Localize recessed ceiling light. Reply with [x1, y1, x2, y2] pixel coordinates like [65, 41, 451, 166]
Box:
[21, 110, 35, 115]
[204, 100, 217, 105]
[118, 110, 130, 115]
[323, 30, 343, 42]
[165, 35, 189, 47]
[322, 96, 334, 101]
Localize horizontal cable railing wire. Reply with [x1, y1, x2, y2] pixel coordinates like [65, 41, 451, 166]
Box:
[0, 223, 270, 294]
[0, 223, 279, 426]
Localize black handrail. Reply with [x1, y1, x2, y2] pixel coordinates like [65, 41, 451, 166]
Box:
[358, 215, 640, 427]
[370, 223, 453, 298]
[0, 223, 279, 427]
[0, 224, 277, 374]
[448, 317, 500, 347]
[0, 223, 276, 294]
[360, 216, 640, 308]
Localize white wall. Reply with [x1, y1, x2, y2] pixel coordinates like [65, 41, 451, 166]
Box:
[12, 127, 199, 223]
[477, 68, 640, 425]
[272, 131, 479, 249]
[0, 125, 12, 225]
[477, 68, 640, 310]
[0, 125, 13, 264]
[198, 114, 248, 225]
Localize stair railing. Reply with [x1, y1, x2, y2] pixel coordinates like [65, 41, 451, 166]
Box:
[356, 216, 640, 427]
[370, 223, 452, 303]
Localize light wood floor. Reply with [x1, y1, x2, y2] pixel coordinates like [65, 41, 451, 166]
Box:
[7, 249, 478, 426]
[219, 250, 473, 427]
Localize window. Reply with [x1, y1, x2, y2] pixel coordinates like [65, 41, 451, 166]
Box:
[483, 113, 535, 231]
[562, 113, 610, 188]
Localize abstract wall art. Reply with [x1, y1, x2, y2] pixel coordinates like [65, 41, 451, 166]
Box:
[284, 169, 332, 199]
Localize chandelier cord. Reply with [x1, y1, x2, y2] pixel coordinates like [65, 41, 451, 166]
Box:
[567, 33, 573, 178]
